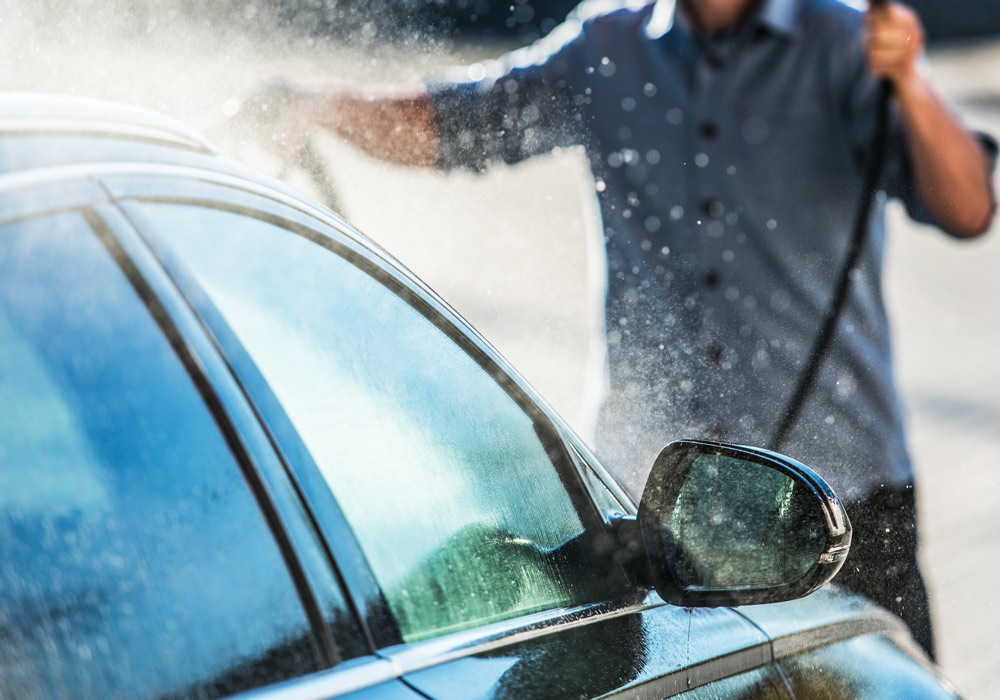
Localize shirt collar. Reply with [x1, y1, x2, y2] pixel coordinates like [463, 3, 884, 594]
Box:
[645, 0, 802, 41]
[756, 0, 802, 37]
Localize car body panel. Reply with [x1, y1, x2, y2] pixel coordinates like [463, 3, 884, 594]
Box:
[397, 597, 774, 699]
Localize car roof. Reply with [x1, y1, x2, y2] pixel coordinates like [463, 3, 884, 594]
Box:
[0, 92, 218, 159]
[0, 91, 347, 225]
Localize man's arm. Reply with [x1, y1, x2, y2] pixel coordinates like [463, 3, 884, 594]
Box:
[868, 2, 996, 237]
[281, 88, 440, 168]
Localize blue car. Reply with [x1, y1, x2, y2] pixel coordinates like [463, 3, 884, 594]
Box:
[0, 93, 959, 699]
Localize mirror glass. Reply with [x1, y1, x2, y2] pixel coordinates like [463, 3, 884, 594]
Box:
[664, 453, 827, 590]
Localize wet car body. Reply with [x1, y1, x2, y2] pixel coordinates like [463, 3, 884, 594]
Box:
[0, 93, 959, 699]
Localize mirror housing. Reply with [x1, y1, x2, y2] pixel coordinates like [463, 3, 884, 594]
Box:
[634, 440, 851, 608]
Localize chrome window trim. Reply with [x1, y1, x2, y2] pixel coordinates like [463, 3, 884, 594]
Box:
[381, 594, 659, 675]
[0, 161, 353, 241]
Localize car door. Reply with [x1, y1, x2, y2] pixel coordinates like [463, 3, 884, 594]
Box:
[108, 173, 792, 700]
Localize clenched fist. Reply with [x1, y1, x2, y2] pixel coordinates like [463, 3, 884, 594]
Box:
[866, 1, 926, 86]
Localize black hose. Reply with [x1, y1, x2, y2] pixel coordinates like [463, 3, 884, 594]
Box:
[768, 67, 893, 451]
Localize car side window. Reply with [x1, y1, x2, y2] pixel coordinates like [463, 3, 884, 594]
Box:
[139, 203, 620, 643]
[0, 212, 325, 698]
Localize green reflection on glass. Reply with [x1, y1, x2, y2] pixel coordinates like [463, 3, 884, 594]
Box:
[669, 454, 826, 589]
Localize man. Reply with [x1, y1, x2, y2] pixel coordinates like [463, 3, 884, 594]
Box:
[277, 0, 996, 658]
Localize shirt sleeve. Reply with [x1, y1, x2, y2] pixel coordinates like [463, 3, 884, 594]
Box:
[428, 15, 590, 173]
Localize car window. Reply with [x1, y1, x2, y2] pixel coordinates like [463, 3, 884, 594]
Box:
[0, 211, 325, 698]
[138, 202, 621, 643]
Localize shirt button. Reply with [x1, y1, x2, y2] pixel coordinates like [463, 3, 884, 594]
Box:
[706, 53, 724, 70]
[708, 343, 725, 364]
[699, 121, 719, 141]
[703, 199, 725, 218]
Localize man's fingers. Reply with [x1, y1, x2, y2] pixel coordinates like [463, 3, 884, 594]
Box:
[867, 26, 915, 50]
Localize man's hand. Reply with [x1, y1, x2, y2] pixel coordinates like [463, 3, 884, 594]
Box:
[865, 1, 926, 88]
[865, 1, 995, 237]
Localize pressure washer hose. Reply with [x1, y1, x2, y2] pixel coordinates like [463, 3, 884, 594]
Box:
[769, 0, 892, 451]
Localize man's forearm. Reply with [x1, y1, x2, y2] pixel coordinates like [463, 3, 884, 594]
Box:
[867, 1, 996, 237]
[304, 90, 441, 168]
[896, 75, 996, 237]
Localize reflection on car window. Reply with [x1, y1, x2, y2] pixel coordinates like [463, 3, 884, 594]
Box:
[0, 212, 323, 698]
[141, 203, 618, 642]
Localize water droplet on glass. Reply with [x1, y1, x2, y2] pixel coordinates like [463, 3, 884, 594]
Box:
[694, 152, 710, 168]
[667, 107, 684, 125]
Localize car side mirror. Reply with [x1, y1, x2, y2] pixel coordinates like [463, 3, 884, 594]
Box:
[634, 440, 851, 607]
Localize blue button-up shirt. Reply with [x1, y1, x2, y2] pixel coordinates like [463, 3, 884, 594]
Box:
[430, 0, 995, 500]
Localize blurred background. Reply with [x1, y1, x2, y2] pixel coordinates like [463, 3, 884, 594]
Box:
[2, 0, 998, 696]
